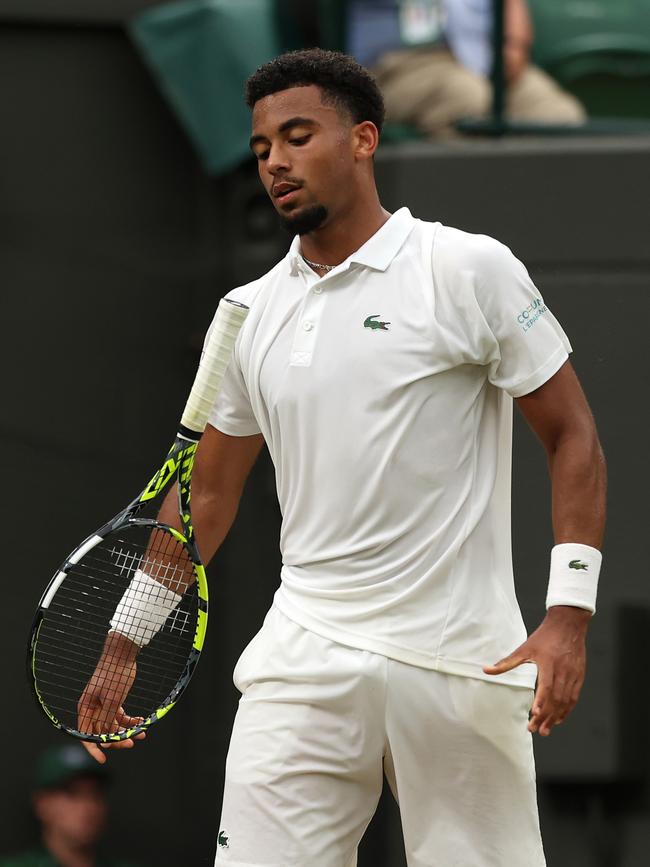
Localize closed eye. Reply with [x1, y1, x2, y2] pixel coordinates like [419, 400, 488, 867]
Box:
[253, 133, 311, 161]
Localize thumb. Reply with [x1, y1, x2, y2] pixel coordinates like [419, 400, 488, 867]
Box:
[483, 647, 531, 676]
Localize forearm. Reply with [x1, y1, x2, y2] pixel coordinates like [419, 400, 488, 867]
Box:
[109, 484, 238, 643]
[548, 428, 607, 548]
[505, 0, 533, 47]
[496, 366, 603, 731]
[543, 425, 606, 619]
[485, 428, 603, 729]
[157, 482, 240, 566]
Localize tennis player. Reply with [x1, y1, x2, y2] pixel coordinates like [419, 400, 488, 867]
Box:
[86, 49, 607, 866]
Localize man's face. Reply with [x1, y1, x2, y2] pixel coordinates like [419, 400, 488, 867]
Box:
[250, 85, 357, 235]
[34, 777, 107, 848]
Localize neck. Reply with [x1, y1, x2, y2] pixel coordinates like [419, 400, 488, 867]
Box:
[43, 830, 95, 867]
[299, 186, 390, 267]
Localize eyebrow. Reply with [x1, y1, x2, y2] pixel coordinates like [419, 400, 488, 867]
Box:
[249, 117, 318, 150]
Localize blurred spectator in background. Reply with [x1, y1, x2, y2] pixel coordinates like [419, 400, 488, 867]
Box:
[0, 745, 138, 867]
[347, 0, 586, 136]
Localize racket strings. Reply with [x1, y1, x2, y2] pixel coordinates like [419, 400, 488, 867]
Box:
[107, 526, 193, 594]
[33, 524, 200, 736]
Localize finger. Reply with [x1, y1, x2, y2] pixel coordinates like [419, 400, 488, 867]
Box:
[95, 718, 118, 739]
[116, 707, 144, 727]
[483, 650, 531, 676]
[551, 675, 569, 714]
[99, 736, 135, 751]
[552, 676, 582, 727]
[529, 700, 549, 733]
[570, 679, 583, 709]
[543, 668, 581, 730]
[98, 718, 145, 749]
[550, 686, 576, 724]
[81, 739, 108, 765]
[114, 711, 146, 743]
[531, 670, 576, 736]
[538, 710, 564, 737]
[106, 729, 146, 743]
[78, 703, 98, 734]
[528, 670, 553, 733]
[531, 705, 557, 736]
[112, 738, 135, 749]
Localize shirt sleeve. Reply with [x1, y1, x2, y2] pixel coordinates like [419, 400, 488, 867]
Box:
[204, 317, 262, 437]
[471, 236, 572, 398]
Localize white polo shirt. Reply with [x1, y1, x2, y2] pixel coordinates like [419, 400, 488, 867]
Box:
[209, 208, 571, 689]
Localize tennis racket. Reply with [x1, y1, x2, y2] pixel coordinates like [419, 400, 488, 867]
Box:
[28, 297, 249, 744]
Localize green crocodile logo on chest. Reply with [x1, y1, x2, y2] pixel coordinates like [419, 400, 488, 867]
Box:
[364, 314, 391, 331]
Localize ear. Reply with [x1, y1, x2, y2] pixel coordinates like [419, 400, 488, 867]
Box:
[32, 792, 50, 822]
[353, 121, 380, 161]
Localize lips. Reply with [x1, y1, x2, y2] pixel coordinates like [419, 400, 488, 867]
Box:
[273, 181, 302, 199]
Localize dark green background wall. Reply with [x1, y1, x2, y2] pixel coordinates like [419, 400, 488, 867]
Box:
[1, 12, 649, 867]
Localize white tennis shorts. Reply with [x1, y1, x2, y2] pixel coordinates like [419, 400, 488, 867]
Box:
[214, 606, 545, 867]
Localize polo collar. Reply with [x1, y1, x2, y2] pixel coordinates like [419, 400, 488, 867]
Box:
[288, 207, 416, 275]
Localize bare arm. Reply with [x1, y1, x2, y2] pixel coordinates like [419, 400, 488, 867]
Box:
[517, 361, 606, 548]
[484, 361, 607, 735]
[158, 425, 265, 565]
[504, 0, 534, 82]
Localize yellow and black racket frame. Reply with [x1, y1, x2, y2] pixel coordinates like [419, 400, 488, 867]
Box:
[27, 424, 209, 744]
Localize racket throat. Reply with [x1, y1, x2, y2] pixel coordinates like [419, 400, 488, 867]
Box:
[177, 424, 202, 444]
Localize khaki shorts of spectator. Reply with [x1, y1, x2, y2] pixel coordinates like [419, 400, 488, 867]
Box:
[214, 606, 545, 867]
[374, 46, 586, 137]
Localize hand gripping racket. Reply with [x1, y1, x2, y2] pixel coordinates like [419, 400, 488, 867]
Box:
[28, 297, 249, 744]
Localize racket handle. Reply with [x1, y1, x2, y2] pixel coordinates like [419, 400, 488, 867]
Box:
[181, 298, 249, 434]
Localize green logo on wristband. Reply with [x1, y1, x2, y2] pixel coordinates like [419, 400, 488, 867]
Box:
[569, 560, 588, 570]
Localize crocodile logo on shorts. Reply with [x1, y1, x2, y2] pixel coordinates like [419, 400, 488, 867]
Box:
[364, 314, 390, 331]
[568, 560, 588, 571]
[218, 830, 229, 848]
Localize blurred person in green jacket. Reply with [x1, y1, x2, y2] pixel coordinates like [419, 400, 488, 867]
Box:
[0, 745, 138, 867]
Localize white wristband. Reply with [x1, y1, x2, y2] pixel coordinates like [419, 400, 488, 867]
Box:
[546, 543, 602, 614]
[109, 569, 183, 647]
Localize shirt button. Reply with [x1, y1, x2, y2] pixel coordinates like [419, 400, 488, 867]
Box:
[312, 286, 322, 295]
[303, 321, 314, 331]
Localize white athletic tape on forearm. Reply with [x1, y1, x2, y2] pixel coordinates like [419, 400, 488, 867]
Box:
[109, 569, 183, 647]
[546, 543, 602, 614]
[181, 298, 249, 433]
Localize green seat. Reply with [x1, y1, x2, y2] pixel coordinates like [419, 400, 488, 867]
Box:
[529, 0, 650, 117]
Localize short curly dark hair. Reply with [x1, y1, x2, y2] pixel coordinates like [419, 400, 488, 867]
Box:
[245, 48, 385, 134]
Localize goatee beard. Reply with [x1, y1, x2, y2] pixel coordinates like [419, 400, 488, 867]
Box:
[279, 204, 328, 236]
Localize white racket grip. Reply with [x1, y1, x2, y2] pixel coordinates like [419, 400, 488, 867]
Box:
[181, 298, 249, 433]
[109, 569, 183, 647]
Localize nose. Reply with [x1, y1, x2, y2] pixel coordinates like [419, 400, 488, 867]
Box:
[265, 142, 291, 177]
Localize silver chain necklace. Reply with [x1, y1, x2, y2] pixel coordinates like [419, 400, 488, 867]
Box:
[302, 255, 336, 272]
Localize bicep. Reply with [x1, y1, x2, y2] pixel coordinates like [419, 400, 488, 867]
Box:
[193, 424, 265, 501]
[515, 360, 597, 453]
